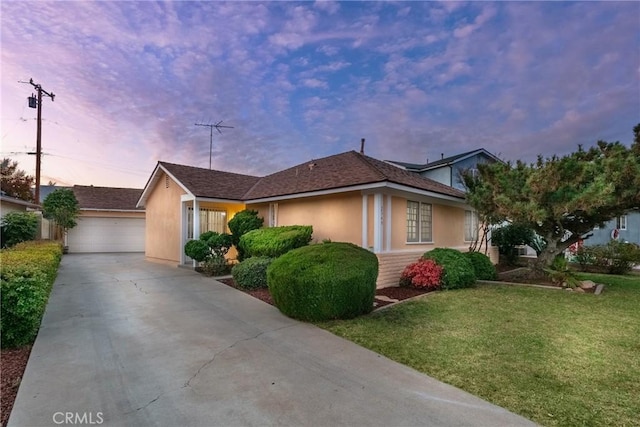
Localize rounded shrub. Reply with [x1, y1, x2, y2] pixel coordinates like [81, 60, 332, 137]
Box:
[267, 242, 378, 321]
[184, 239, 209, 262]
[231, 256, 273, 290]
[240, 225, 313, 258]
[399, 258, 443, 290]
[463, 251, 497, 280]
[422, 248, 476, 289]
[228, 210, 264, 261]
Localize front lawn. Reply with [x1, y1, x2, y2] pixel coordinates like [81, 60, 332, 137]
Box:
[319, 273, 640, 426]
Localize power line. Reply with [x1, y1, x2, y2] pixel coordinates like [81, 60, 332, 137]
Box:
[194, 121, 233, 169]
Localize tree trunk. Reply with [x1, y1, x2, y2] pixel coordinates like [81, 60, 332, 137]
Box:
[532, 233, 581, 274]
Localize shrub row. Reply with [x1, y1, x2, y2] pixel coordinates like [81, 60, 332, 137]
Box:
[268, 242, 378, 321]
[400, 249, 496, 290]
[1, 241, 63, 348]
[573, 241, 640, 275]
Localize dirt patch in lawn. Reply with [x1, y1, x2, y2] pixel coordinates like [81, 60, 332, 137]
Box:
[216, 277, 433, 308]
[1, 345, 32, 427]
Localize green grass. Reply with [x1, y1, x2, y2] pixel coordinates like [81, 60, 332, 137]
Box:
[319, 273, 640, 426]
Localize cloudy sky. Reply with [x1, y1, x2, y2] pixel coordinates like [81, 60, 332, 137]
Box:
[1, 1, 638, 189]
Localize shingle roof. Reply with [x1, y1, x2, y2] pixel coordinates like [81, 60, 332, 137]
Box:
[159, 162, 260, 200]
[242, 151, 464, 200]
[72, 185, 144, 211]
[144, 151, 466, 205]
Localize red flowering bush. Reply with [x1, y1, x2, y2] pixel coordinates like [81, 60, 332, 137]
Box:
[399, 259, 443, 290]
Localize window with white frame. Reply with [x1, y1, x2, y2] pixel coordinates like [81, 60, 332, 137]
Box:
[269, 203, 278, 227]
[465, 210, 479, 241]
[616, 215, 627, 230]
[407, 201, 432, 242]
[187, 207, 227, 239]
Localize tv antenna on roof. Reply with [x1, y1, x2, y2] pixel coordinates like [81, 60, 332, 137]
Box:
[194, 120, 234, 169]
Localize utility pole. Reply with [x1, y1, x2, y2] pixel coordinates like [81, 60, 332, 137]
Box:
[23, 78, 55, 204]
[194, 121, 233, 169]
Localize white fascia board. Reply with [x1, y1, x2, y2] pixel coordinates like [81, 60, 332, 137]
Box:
[137, 164, 194, 208]
[194, 197, 245, 204]
[245, 182, 388, 204]
[384, 182, 466, 205]
[246, 181, 468, 206]
[180, 194, 195, 202]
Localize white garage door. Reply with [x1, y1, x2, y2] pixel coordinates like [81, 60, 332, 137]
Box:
[68, 217, 145, 253]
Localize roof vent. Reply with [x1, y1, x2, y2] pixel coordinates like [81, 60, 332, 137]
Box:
[360, 138, 365, 155]
[308, 162, 317, 170]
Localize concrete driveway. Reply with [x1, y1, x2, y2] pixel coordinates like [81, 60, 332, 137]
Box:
[9, 254, 535, 427]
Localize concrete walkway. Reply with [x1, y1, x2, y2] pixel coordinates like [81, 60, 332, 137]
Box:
[9, 254, 535, 427]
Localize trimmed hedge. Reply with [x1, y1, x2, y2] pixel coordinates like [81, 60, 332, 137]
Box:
[268, 242, 378, 321]
[422, 248, 476, 289]
[464, 251, 497, 280]
[1, 241, 63, 348]
[232, 256, 273, 290]
[239, 225, 313, 258]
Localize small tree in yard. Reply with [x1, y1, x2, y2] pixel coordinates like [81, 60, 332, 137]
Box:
[42, 188, 80, 247]
[184, 231, 233, 276]
[228, 210, 263, 261]
[464, 124, 640, 274]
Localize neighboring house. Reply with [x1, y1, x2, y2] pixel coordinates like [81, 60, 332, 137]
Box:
[0, 192, 44, 238]
[386, 148, 501, 191]
[67, 185, 145, 253]
[584, 211, 640, 246]
[0, 192, 40, 217]
[137, 150, 495, 288]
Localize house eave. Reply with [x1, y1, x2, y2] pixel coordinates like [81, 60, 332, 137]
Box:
[245, 181, 466, 205]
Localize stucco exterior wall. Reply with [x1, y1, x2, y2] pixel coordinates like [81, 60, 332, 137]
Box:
[145, 172, 185, 263]
[390, 196, 467, 251]
[248, 192, 363, 244]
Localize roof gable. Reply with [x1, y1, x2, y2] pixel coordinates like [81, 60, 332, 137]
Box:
[159, 162, 260, 200]
[72, 185, 144, 211]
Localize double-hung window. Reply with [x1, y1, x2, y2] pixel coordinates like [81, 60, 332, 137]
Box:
[407, 201, 432, 243]
[465, 210, 479, 241]
[616, 215, 627, 231]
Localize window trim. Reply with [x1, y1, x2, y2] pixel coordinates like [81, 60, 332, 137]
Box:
[617, 215, 627, 231]
[406, 200, 433, 243]
[464, 210, 479, 242]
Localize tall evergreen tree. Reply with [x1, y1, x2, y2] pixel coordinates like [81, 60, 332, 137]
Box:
[464, 125, 640, 271]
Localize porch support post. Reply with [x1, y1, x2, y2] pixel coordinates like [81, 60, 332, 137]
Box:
[180, 200, 187, 265]
[373, 193, 383, 253]
[192, 199, 200, 267]
[361, 194, 368, 249]
[385, 194, 392, 252]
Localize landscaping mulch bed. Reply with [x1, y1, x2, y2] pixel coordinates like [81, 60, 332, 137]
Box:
[1, 346, 32, 427]
[216, 277, 432, 308]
